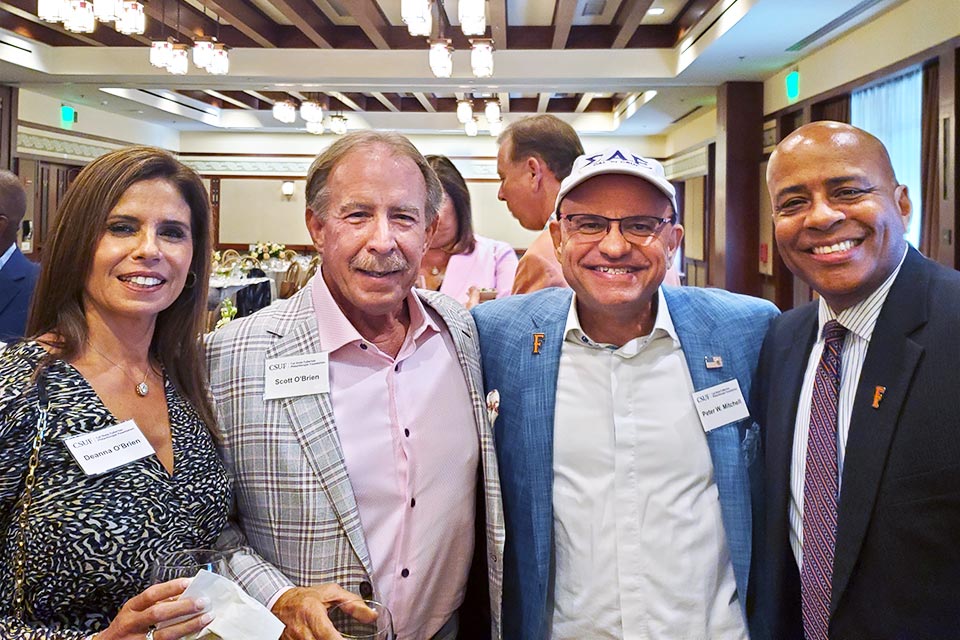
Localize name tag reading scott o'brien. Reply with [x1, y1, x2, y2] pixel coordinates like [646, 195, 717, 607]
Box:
[263, 353, 330, 400]
[692, 379, 750, 432]
[63, 419, 156, 476]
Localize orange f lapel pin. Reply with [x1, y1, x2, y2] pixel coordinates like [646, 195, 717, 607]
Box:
[872, 385, 886, 409]
[532, 333, 545, 354]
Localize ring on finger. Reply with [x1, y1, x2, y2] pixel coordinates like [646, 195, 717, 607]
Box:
[146, 624, 157, 640]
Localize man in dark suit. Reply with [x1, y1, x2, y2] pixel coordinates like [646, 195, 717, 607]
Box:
[0, 170, 39, 343]
[754, 121, 960, 640]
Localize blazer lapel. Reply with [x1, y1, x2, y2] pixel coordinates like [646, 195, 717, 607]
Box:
[523, 292, 569, 602]
[0, 251, 28, 314]
[831, 254, 927, 612]
[265, 301, 372, 576]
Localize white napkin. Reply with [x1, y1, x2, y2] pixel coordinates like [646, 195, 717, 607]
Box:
[179, 570, 286, 640]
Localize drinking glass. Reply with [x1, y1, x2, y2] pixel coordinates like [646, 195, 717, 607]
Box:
[327, 599, 394, 640]
[150, 548, 233, 584]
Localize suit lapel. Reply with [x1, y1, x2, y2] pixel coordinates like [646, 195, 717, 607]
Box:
[831, 254, 927, 612]
[0, 250, 28, 314]
[265, 300, 372, 576]
[524, 292, 569, 600]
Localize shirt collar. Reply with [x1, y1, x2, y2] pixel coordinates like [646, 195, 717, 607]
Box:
[0, 244, 16, 271]
[563, 287, 680, 355]
[311, 270, 439, 354]
[816, 246, 908, 343]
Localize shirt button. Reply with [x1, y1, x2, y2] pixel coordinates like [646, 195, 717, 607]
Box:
[359, 343, 368, 350]
[359, 581, 373, 599]
[401, 568, 410, 578]
[404, 428, 410, 437]
[410, 498, 416, 508]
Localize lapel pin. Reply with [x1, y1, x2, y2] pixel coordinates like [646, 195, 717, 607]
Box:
[872, 385, 886, 409]
[705, 355, 723, 369]
[532, 332, 545, 355]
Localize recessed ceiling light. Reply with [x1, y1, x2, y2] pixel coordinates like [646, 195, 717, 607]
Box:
[647, 7, 665, 15]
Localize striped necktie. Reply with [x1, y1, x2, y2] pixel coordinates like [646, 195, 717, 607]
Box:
[801, 319, 848, 640]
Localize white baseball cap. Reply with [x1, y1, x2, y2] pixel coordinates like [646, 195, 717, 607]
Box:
[554, 146, 678, 217]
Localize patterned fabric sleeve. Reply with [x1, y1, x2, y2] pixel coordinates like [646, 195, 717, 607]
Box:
[0, 345, 87, 639]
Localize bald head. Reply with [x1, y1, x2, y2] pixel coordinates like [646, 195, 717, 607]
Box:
[766, 120, 912, 312]
[770, 121, 898, 186]
[0, 171, 27, 253]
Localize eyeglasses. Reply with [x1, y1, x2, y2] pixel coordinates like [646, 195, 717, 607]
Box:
[558, 213, 674, 242]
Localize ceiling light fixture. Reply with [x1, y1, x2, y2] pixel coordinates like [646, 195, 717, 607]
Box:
[488, 119, 503, 137]
[167, 43, 190, 75]
[305, 120, 324, 135]
[300, 100, 324, 123]
[456, 99, 473, 124]
[428, 39, 453, 78]
[93, 0, 116, 22]
[150, 39, 173, 68]
[329, 115, 348, 136]
[458, 0, 485, 36]
[115, 0, 144, 34]
[64, 0, 95, 33]
[47, 0, 144, 34]
[272, 100, 297, 124]
[208, 42, 229, 75]
[401, 0, 432, 37]
[192, 37, 215, 70]
[465, 118, 479, 137]
[38, 0, 65, 22]
[484, 99, 500, 123]
[470, 39, 494, 78]
[647, 7, 665, 15]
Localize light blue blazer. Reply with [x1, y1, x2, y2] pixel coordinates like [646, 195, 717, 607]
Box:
[472, 286, 778, 640]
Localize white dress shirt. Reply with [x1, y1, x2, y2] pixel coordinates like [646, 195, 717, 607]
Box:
[789, 248, 908, 567]
[0, 243, 16, 271]
[548, 290, 747, 640]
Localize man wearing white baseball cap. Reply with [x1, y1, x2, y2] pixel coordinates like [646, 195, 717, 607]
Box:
[473, 146, 778, 639]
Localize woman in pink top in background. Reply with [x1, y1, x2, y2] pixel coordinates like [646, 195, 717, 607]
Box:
[419, 155, 518, 308]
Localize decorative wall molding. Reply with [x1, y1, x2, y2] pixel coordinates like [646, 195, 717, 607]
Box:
[180, 157, 313, 176]
[17, 127, 121, 163]
[663, 146, 709, 180]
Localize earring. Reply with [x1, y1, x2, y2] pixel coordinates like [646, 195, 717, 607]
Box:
[184, 272, 197, 289]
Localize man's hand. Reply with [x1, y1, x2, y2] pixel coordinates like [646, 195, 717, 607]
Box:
[272, 584, 373, 640]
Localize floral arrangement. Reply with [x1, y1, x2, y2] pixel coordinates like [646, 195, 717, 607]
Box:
[252, 242, 285, 261]
[215, 299, 238, 330]
[212, 250, 222, 265]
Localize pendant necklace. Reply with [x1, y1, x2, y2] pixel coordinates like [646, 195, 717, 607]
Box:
[87, 341, 151, 397]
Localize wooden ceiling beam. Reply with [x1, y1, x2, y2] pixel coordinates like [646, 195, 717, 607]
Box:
[338, 0, 390, 49]
[413, 92, 437, 113]
[551, 0, 578, 49]
[612, 0, 655, 48]
[488, 0, 507, 48]
[327, 91, 364, 111]
[201, 0, 279, 48]
[204, 90, 255, 109]
[575, 92, 594, 113]
[370, 92, 401, 112]
[244, 90, 276, 105]
[269, 0, 333, 48]
[537, 93, 551, 114]
[498, 92, 511, 113]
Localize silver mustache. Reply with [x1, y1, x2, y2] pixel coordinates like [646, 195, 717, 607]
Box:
[350, 252, 410, 275]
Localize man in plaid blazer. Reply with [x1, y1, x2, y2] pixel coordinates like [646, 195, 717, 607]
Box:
[207, 131, 504, 640]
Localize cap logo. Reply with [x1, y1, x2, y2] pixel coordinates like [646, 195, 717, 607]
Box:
[581, 149, 655, 173]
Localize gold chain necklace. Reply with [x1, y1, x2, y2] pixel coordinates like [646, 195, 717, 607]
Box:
[87, 341, 151, 397]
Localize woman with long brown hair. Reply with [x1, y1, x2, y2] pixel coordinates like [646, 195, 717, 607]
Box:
[0, 146, 230, 639]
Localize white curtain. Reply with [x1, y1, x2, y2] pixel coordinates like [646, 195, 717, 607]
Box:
[850, 67, 923, 248]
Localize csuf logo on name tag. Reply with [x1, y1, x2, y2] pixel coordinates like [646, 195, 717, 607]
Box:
[692, 379, 750, 432]
[263, 353, 330, 400]
[63, 419, 156, 476]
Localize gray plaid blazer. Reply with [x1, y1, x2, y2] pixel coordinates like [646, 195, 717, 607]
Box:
[206, 281, 504, 638]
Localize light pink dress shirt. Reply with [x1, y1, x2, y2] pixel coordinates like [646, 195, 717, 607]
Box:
[439, 234, 518, 304]
[311, 274, 480, 640]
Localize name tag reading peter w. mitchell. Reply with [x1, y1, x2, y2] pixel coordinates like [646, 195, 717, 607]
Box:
[692, 379, 750, 432]
[263, 353, 330, 400]
[63, 420, 157, 476]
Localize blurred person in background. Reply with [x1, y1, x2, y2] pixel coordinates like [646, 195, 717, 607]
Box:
[0, 171, 39, 343]
[0, 147, 229, 640]
[419, 155, 518, 308]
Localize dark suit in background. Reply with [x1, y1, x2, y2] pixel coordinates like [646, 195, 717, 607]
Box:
[0, 246, 40, 342]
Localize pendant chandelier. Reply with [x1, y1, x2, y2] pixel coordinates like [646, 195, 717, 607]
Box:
[38, 0, 145, 35]
[402, 0, 494, 79]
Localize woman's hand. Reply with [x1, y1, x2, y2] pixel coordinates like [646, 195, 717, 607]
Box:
[98, 579, 213, 640]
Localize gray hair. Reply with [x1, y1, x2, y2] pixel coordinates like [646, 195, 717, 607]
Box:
[305, 131, 442, 224]
[497, 114, 584, 181]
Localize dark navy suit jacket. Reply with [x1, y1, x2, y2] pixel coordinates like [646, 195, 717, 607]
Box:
[752, 248, 960, 640]
[473, 286, 778, 639]
[0, 247, 40, 342]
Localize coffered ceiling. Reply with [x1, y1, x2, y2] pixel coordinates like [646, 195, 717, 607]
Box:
[0, 0, 909, 135]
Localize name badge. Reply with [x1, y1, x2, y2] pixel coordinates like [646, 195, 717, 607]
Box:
[263, 353, 330, 400]
[63, 420, 156, 476]
[692, 379, 750, 432]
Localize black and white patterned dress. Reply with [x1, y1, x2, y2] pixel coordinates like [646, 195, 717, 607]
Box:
[0, 341, 231, 638]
